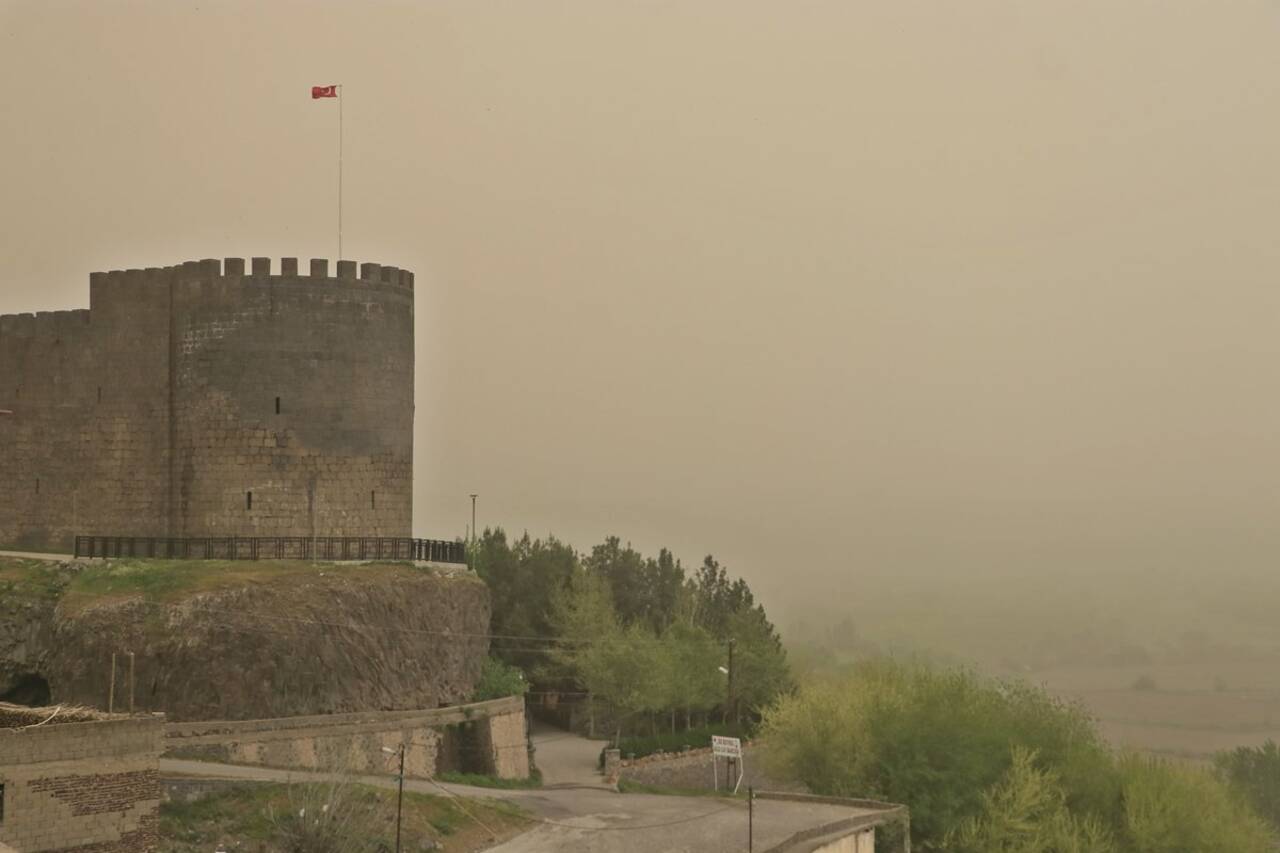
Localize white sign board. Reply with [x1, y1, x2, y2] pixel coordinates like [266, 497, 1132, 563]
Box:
[711, 735, 742, 759]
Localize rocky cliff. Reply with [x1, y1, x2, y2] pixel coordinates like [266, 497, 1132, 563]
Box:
[0, 559, 490, 722]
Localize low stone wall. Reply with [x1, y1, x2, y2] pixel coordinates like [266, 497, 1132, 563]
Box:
[0, 709, 164, 853]
[163, 696, 530, 781]
[613, 744, 805, 793]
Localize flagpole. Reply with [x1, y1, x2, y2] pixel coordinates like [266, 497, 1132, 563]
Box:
[338, 84, 343, 261]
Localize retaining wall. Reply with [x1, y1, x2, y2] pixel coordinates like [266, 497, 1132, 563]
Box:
[0, 713, 164, 853]
[163, 696, 530, 781]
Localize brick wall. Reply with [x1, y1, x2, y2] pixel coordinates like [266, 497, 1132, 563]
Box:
[0, 257, 414, 551]
[163, 696, 531, 781]
[0, 716, 164, 853]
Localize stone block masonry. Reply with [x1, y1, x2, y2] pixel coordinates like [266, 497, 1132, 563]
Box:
[162, 696, 531, 781]
[0, 705, 164, 853]
[0, 258, 415, 551]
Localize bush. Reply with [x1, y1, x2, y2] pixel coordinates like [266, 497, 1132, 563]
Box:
[1130, 674, 1158, 692]
[1215, 740, 1280, 832]
[616, 722, 751, 761]
[1119, 752, 1274, 852]
[759, 660, 1276, 852]
[760, 660, 1115, 844]
[471, 656, 529, 702]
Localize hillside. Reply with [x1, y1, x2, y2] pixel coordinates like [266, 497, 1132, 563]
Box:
[0, 557, 490, 721]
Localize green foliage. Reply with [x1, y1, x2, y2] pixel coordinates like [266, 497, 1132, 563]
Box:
[435, 770, 542, 789]
[616, 722, 751, 760]
[471, 530, 577, 671]
[947, 746, 1115, 853]
[159, 781, 527, 852]
[1215, 740, 1280, 832]
[1118, 752, 1274, 852]
[470, 656, 529, 702]
[478, 527, 789, 732]
[759, 660, 1276, 852]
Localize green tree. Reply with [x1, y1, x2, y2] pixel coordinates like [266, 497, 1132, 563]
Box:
[692, 555, 755, 637]
[948, 746, 1114, 853]
[725, 605, 791, 719]
[471, 656, 529, 702]
[1215, 740, 1280, 832]
[472, 528, 577, 671]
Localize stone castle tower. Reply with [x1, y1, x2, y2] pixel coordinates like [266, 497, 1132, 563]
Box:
[0, 257, 415, 551]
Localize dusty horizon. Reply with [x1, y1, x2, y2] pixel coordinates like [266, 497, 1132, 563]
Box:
[3, 0, 1279, 624]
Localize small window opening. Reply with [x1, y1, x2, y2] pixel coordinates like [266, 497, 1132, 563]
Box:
[0, 781, 6, 824]
[275, 396, 281, 415]
[97, 386, 102, 403]
[35, 478, 39, 494]
[371, 490, 376, 510]
[246, 491, 253, 510]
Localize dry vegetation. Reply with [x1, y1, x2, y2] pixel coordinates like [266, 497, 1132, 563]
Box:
[160, 781, 529, 853]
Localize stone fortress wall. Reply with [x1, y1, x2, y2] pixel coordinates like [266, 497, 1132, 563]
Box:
[0, 258, 415, 551]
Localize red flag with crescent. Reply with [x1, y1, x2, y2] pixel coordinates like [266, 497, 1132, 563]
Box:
[312, 85, 338, 99]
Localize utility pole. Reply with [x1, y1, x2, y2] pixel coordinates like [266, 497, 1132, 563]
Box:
[726, 638, 735, 724]
[469, 494, 478, 544]
[384, 744, 405, 852]
[395, 743, 405, 853]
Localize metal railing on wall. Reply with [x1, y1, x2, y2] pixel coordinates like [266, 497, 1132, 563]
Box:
[74, 535, 467, 564]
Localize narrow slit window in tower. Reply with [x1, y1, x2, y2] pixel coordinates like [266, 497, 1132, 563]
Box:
[97, 386, 102, 404]
[275, 396, 281, 415]
[371, 490, 376, 510]
[247, 491, 253, 510]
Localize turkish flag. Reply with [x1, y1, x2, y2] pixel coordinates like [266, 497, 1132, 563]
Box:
[312, 85, 338, 99]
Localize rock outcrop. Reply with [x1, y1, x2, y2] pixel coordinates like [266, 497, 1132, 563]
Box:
[0, 562, 490, 722]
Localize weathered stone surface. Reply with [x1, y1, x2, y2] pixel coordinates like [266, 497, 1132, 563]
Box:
[0, 711, 164, 853]
[0, 258, 415, 551]
[1, 567, 489, 722]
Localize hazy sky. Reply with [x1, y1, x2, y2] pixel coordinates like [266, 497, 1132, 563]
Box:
[3, 1, 1278, 618]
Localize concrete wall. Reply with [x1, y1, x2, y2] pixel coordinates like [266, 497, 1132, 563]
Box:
[808, 830, 875, 853]
[0, 715, 164, 853]
[162, 696, 531, 781]
[0, 257, 414, 551]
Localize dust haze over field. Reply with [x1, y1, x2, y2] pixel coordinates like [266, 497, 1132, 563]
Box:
[3, 1, 1280, 737]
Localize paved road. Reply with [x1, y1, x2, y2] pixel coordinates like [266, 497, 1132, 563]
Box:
[162, 726, 886, 852]
[529, 720, 610, 788]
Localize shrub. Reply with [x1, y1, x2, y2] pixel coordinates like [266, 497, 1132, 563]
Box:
[616, 722, 751, 761]
[1130, 674, 1158, 692]
[1118, 752, 1274, 852]
[1215, 740, 1280, 832]
[759, 660, 1277, 852]
[471, 656, 529, 702]
[759, 660, 1115, 845]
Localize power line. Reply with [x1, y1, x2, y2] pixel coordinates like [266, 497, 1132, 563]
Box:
[52, 590, 733, 650]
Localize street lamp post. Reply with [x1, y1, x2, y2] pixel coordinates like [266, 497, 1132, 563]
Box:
[469, 494, 477, 544]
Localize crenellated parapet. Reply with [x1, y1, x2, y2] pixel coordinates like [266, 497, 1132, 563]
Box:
[1, 252, 416, 550]
[0, 309, 91, 338]
[87, 258, 412, 287]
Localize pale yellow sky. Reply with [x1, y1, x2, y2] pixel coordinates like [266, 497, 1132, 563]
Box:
[2, 1, 1278, 617]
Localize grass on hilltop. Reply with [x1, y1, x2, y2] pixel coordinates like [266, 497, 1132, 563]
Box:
[0, 555, 479, 614]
